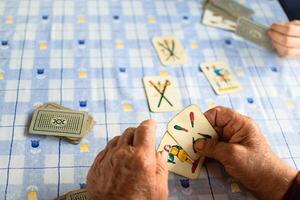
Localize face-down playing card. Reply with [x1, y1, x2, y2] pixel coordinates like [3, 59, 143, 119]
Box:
[167, 104, 218, 160]
[143, 76, 182, 112]
[158, 132, 203, 179]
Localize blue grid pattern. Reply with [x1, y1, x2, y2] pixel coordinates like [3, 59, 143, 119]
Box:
[0, 0, 300, 199]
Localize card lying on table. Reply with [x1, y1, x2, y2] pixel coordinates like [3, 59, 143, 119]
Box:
[143, 76, 182, 112]
[167, 104, 218, 160]
[200, 60, 242, 95]
[158, 132, 203, 179]
[152, 36, 188, 66]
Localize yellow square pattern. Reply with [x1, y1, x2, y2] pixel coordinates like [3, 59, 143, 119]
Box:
[80, 143, 89, 153]
[27, 191, 38, 200]
[39, 41, 48, 50]
[78, 16, 86, 23]
[115, 41, 124, 49]
[0, 71, 4, 80]
[148, 17, 156, 23]
[5, 16, 14, 24]
[79, 70, 87, 78]
[123, 103, 133, 112]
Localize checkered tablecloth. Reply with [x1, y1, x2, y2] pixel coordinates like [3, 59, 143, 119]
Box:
[1, 0, 300, 199]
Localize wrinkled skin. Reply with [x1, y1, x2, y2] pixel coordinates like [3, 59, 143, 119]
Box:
[268, 20, 300, 58]
[194, 106, 298, 200]
[87, 119, 168, 200]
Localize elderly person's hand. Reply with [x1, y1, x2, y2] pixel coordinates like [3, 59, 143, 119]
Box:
[268, 20, 300, 58]
[194, 107, 298, 200]
[87, 119, 168, 200]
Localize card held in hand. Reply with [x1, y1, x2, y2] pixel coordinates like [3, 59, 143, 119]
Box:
[167, 104, 218, 160]
[158, 132, 203, 179]
[200, 60, 242, 95]
[29, 109, 88, 138]
[235, 17, 274, 50]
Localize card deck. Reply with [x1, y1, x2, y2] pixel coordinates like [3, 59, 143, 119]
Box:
[143, 76, 182, 112]
[152, 36, 188, 66]
[167, 104, 218, 160]
[158, 132, 203, 179]
[29, 103, 95, 144]
[29, 109, 88, 138]
[235, 17, 274, 50]
[211, 0, 254, 18]
[202, 2, 237, 31]
[55, 189, 86, 200]
[200, 60, 242, 95]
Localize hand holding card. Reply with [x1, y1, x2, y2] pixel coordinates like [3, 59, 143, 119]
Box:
[167, 104, 218, 160]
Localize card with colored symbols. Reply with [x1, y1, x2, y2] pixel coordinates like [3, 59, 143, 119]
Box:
[158, 132, 203, 179]
[143, 76, 182, 112]
[167, 104, 218, 160]
[152, 36, 188, 66]
[200, 60, 242, 95]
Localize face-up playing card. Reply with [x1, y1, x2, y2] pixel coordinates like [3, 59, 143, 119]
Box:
[158, 132, 203, 179]
[152, 36, 188, 66]
[200, 60, 242, 95]
[167, 104, 218, 160]
[143, 76, 182, 112]
[202, 3, 237, 31]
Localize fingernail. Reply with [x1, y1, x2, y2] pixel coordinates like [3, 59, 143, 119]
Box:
[194, 139, 205, 152]
[161, 150, 168, 162]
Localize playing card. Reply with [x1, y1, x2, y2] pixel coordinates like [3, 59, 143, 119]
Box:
[200, 60, 242, 95]
[235, 17, 274, 50]
[211, 0, 254, 18]
[29, 109, 88, 138]
[167, 104, 218, 160]
[158, 132, 203, 179]
[66, 189, 87, 200]
[143, 76, 182, 112]
[202, 3, 237, 31]
[39, 102, 95, 142]
[152, 36, 188, 66]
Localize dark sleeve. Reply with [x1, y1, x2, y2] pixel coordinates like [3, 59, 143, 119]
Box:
[284, 171, 300, 200]
[279, 0, 300, 20]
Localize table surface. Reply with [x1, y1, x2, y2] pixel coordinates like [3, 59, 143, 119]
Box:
[1, 0, 300, 199]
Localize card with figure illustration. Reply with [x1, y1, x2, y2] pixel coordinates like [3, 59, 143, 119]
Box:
[143, 76, 182, 112]
[200, 60, 242, 95]
[158, 132, 203, 179]
[167, 104, 218, 160]
[152, 36, 188, 66]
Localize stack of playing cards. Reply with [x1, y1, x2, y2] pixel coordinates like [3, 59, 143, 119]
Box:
[202, 0, 254, 31]
[158, 105, 218, 179]
[28, 103, 95, 144]
[55, 188, 86, 200]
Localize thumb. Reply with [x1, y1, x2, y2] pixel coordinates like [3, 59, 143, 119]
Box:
[155, 151, 168, 198]
[194, 139, 232, 164]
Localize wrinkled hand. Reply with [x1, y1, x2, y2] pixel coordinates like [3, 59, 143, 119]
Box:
[87, 120, 168, 200]
[268, 20, 300, 58]
[194, 106, 297, 200]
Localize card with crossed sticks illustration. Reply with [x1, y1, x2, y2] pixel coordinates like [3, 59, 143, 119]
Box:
[143, 76, 182, 112]
[152, 36, 188, 66]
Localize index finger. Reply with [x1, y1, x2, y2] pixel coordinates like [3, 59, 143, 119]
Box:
[271, 22, 300, 37]
[133, 119, 157, 152]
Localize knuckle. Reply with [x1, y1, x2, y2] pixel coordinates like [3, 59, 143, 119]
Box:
[133, 152, 151, 170]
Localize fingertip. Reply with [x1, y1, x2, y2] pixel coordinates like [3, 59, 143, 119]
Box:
[140, 119, 157, 128]
[194, 139, 206, 152]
